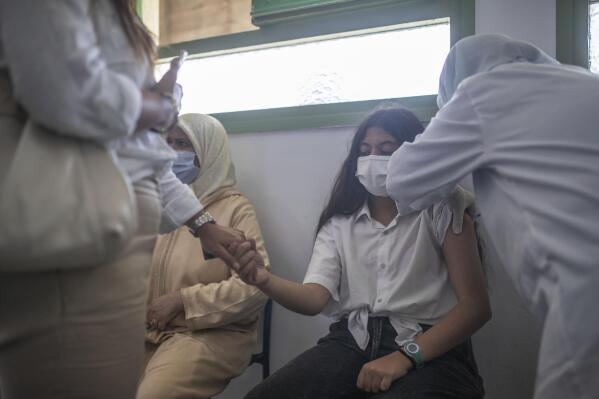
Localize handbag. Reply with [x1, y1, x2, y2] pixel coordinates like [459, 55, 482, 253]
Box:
[0, 70, 138, 271]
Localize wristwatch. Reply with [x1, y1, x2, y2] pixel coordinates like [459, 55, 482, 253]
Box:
[401, 340, 424, 369]
[188, 212, 216, 237]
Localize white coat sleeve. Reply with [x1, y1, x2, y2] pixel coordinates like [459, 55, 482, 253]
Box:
[386, 85, 486, 214]
[0, 1, 141, 141]
[158, 169, 203, 233]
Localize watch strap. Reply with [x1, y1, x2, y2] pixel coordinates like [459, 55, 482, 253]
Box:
[398, 347, 418, 370]
[188, 212, 216, 237]
[402, 341, 424, 369]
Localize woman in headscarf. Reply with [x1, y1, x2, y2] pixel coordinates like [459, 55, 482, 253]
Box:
[137, 113, 269, 399]
[386, 34, 599, 399]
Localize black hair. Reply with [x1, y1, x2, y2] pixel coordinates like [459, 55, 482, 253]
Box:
[316, 106, 424, 233]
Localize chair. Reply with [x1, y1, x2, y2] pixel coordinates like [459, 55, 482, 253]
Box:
[249, 298, 272, 380]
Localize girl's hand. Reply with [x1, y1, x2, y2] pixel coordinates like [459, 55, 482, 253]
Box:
[228, 240, 270, 288]
[356, 351, 412, 393]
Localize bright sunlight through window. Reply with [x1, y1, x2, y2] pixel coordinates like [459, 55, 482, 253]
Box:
[590, 2, 599, 73]
[157, 19, 450, 114]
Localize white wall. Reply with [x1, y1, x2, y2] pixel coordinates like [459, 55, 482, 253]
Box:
[476, 0, 556, 56]
[217, 1, 555, 398]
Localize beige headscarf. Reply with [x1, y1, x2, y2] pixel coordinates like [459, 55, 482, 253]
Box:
[177, 113, 239, 207]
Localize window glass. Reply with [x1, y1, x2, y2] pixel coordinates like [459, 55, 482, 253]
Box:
[590, 2, 599, 73]
[157, 20, 450, 114]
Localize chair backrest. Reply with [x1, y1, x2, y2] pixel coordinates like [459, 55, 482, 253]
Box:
[249, 298, 273, 380]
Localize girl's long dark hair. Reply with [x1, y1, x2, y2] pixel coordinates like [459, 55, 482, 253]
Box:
[110, 0, 156, 62]
[316, 106, 424, 233]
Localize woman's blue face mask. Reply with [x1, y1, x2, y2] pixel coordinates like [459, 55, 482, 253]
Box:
[172, 151, 200, 184]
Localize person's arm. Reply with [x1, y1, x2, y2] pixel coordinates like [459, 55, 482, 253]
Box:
[386, 86, 486, 214]
[227, 220, 341, 316]
[136, 83, 180, 133]
[228, 241, 331, 315]
[154, 241, 329, 322]
[179, 200, 270, 330]
[137, 57, 185, 132]
[158, 168, 243, 269]
[410, 213, 491, 361]
[0, 1, 176, 141]
[356, 213, 491, 393]
[258, 275, 331, 316]
[158, 169, 204, 233]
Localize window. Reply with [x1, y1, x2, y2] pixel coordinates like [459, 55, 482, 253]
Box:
[140, 0, 474, 133]
[157, 20, 450, 115]
[590, 1, 599, 72]
[556, 0, 599, 72]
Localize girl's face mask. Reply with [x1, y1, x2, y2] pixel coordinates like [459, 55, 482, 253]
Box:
[173, 151, 200, 184]
[355, 155, 390, 197]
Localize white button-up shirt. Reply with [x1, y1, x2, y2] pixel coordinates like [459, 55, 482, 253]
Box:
[0, 1, 201, 231]
[304, 188, 473, 349]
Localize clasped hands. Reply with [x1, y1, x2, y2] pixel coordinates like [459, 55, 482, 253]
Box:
[146, 226, 265, 331]
[146, 229, 410, 394]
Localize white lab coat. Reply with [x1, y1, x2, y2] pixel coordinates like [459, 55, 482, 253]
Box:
[387, 34, 599, 399]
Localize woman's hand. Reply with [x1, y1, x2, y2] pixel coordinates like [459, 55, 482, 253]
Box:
[195, 223, 245, 270]
[150, 53, 186, 132]
[228, 240, 270, 288]
[356, 351, 412, 393]
[146, 291, 184, 330]
[155, 53, 185, 98]
[155, 55, 183, 92]
[137, 53, 186, 132]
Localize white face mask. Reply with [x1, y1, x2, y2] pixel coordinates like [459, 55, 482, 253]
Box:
[355, 155, 390, 197]
[173, 151, 200, 184]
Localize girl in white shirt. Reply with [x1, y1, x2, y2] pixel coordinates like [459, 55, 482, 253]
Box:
[230, 107, 491, 399]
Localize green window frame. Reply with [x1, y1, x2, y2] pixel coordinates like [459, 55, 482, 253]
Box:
[141, 0, 474, 133]
[251, 0, 403, 25]
[556, 0, 594, 68]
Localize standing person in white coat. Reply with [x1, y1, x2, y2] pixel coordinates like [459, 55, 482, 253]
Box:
[0, 1, 242, 398]
[386, 34, 599, 399]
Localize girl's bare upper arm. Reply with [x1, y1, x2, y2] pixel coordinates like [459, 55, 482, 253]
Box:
[442, 214, 488, 303]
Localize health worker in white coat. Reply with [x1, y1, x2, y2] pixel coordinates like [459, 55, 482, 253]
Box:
[386, 34, 599, 399]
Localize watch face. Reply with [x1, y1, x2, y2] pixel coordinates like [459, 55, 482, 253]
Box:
[405, 342, 420, 354]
